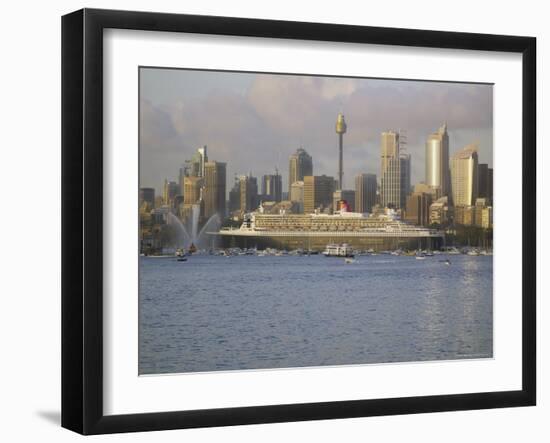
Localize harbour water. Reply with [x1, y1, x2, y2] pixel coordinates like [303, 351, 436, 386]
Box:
[139, 254, 493, 375]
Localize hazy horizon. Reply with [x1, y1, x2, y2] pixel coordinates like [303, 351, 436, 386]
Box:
[139, 67, 493, 195]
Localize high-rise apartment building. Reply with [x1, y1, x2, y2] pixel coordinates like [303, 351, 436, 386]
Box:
[288, 148, 313, 194]
[303, 175, 334, 214]
[203, 161, 227, 219]
[450, 144, 479, 207]
[425, 123, 450, 198]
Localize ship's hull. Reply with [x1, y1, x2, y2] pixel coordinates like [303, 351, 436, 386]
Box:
[211, 231, 444, 252]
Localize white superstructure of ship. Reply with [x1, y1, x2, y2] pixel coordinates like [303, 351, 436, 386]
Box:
[218, 209, 443, 240]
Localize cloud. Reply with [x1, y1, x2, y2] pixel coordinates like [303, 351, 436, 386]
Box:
[140, 71, 493, 194]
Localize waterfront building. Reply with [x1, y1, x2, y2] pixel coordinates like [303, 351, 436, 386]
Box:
[481, 206, 493, 229]
[290, 180, 304, 213]
[333, 189, 355, 212]
[380, 131, 410, 209]
[262, 172, 283, 202]
[303, 175, 335, 214]
[162, 179, 179, 206]
[404, 192, 433, 227]
[183, 176, 203, 205]
[239, 174, 258, 213]
[429, 196, 450, 226]
[288, 147, 313, 194]
[139, 187, 155, 209]
[478, 163, 493, 204]
[454, 205, 475, 226]
[473, 198, 493, 229]
[451, 144, 479, 207]
[335, 113, 347, 190]
[203, 161, 227, 219]
[425, 123, 450, 198]
[355, 173, 377, 214]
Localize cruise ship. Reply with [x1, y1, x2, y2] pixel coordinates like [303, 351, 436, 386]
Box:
[213, 207, 444, 252]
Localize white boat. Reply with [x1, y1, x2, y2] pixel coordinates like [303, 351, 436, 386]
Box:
[323, 243, 354, 257]
[344, 258, 356, 264]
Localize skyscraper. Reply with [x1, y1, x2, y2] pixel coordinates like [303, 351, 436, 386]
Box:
[228, 178, 241, 214]
[404, 192, 433, 226]
[335, 113, 347, 190]
[425, 123, 450, 198]
[183, 176, 203, 205]
[178, 165, 186, 198]
[380, 131, 399, 178]
[162, 179, 179, 206]
[400, 154, 411, 209]
[197, 145, 208, 177]
[380, 131, 409, 209]
[450, 144, 479, 206]
[261, 172, 283, 202]
[203, 161, 227, 219]
[239, 175, 258, 213]
[477, 163, 493, 204]
[303, 175, 334, 214]
[290, 181, 304, 213]
[355, 173, 377, 213]
[139, 188, 155, 209]
[288, 148, 313, 194]
[184, 145, 208, 178]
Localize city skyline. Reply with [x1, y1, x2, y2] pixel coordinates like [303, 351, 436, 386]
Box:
[140, 68, 493, 195]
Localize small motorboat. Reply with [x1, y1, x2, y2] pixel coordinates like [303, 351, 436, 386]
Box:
[344, 258, 356, 264]
[176, 257, 187, 262]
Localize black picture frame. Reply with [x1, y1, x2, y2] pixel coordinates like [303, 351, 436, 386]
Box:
[61, 8, 536, 435]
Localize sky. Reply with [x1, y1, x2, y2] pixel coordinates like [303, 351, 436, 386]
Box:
[139, 68, 493, 195]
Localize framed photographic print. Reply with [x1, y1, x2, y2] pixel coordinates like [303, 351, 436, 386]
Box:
[61, 8, 536, 435]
